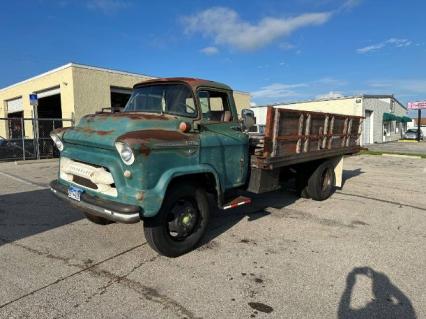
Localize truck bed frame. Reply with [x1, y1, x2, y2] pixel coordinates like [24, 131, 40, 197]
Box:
[247, 107, 363, 193]
[250, 107, 363, 169]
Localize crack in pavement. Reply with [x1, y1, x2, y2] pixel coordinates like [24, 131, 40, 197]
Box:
[82, 257, 200, 319]
[335, 192, 426, 212]
[0, 238, 199, 318]
[0, 241, 146, 310]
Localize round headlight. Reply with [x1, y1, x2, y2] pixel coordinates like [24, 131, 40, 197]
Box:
[50, 134, 64, 151]
[115, 142, 135, 165]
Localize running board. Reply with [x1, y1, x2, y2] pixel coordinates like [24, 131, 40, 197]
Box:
[221, 196, 252, 210]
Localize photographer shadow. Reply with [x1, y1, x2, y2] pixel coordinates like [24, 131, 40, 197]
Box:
[338, 267, 417, 319]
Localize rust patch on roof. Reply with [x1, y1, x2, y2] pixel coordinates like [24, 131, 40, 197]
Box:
[82, 112, 173, 121]
[133, 77, 232, 91]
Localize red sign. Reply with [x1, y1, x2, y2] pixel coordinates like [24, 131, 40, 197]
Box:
[408, 101, 426, 110]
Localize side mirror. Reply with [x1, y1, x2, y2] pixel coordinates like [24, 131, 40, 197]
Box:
[241, 109, 255, 130]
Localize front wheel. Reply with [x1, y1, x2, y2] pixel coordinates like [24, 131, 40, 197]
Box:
[143, 184, 210, 257]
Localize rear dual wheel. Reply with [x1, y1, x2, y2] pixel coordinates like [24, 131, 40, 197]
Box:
[296, 160, 336, 201]
[143, 184, 210, 257]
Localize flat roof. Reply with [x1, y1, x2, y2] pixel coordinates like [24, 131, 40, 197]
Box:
[252, 94, 407, 110]
[0, 63, 155, 93]
[0, 63, 250, 96]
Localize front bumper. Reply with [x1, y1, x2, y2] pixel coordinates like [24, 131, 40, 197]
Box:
[50, 180, 141, 223]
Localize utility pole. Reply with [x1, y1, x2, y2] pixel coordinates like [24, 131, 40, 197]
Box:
[408, 101, 425, 142]
[418, 109, 422, 142]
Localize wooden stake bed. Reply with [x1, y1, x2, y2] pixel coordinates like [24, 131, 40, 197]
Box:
[251, 107, 363, 170]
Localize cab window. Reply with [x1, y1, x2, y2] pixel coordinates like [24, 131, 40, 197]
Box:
[198, 90, 233, 122]
[125, 84, 197, 118]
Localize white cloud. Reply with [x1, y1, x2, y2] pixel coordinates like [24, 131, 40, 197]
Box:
[87, 0, 130, 14]
[316, 91, 344, 100]
[251, 77, 350, 104]
[183, 7, 332, 51]
[279, 42, 296, 51]
[251, 83, 307, 100]
[357, 38, 412, 54]
[368, 79, 426, 94]
[200, 46, 219, 55]
[341, 0, 363, 10]
[250, 102, 257, 107]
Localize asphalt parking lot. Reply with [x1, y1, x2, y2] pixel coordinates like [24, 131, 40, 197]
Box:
[0, 154, 425, 319]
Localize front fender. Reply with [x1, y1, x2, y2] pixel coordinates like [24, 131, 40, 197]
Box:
[141, 164, 222, 218]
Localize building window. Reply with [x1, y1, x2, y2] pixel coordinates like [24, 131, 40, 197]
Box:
[384, 122, 391, 136]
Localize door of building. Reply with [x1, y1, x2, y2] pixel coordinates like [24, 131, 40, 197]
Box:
[364, 110, 372, 144]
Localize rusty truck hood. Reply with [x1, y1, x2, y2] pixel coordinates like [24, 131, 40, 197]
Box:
[64, 112, 181, 149]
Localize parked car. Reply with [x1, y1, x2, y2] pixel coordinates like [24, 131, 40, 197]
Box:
[403, 129, 424, 140]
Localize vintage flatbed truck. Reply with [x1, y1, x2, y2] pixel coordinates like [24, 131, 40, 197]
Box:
[50, 78, 363, 257]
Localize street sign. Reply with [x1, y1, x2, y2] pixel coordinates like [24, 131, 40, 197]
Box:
[408, 101, 426, 110]
[29, 93, 38, 106]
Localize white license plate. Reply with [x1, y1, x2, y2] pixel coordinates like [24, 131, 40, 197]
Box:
[68, 186, 84, 201]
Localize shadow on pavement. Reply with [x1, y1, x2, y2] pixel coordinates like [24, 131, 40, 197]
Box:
[0, 189, 83, 247]
[338, 267, 417, 319]
[201, 189, 299, 246]
[341, 168, 364, 187]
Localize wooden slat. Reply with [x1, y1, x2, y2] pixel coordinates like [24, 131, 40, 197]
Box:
[263, 107, 275, 158]
[271, 108, 281, 157]
[303, 114, 311, 153]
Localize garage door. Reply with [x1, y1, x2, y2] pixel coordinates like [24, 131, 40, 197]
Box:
[37, 86, 60, 98]
[6, 97, 23, 114]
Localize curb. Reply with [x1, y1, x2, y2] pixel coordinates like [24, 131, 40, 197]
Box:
[14, 158, 59, 165]
[381, 154, 422, 159]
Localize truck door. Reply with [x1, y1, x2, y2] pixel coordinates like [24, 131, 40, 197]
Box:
[197, 90, 248, 190]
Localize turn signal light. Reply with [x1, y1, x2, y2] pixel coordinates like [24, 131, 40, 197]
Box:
[179, 122, 191, 133]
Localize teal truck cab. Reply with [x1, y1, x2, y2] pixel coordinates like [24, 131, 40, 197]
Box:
[50, 78, 362, 257]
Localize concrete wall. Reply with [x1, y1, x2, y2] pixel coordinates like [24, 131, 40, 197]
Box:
[71, 66, 153, 122]
[0, 66, 74, 138]
[233, 91, 251, 117]
[362, 97, 407, 143]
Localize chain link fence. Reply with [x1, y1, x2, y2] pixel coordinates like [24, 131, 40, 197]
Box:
[0, 117, 74, 162]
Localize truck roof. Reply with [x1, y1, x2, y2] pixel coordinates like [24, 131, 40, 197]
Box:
[133, 77, 232, 91]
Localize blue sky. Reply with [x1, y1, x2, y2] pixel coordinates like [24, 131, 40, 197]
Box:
[1, 0, 425, 113]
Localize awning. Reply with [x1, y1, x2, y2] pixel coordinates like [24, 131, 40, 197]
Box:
[401, 116, 412, 123]
[383, 112, 398, 121]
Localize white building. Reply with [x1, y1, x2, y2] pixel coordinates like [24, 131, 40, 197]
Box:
[251, 95, 410, 145]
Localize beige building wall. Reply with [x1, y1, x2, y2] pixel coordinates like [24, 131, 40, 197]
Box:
[71, 66, 153, 122]
[233, 91, 251, 117]
[0, 66, 74, 138]
[252, 97, 362, 125]
[277, 97, 362, 116]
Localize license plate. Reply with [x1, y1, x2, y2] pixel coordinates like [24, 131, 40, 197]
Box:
[68, 186, 84, 201]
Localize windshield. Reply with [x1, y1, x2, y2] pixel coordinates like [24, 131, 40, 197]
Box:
[124, 84, 197, 118]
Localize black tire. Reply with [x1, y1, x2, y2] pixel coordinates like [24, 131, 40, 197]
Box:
[306, 160, 336, 201]
[295, 170, 311, 199]
[143, 184, 210, 257]
[83, 212, 114, 225]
